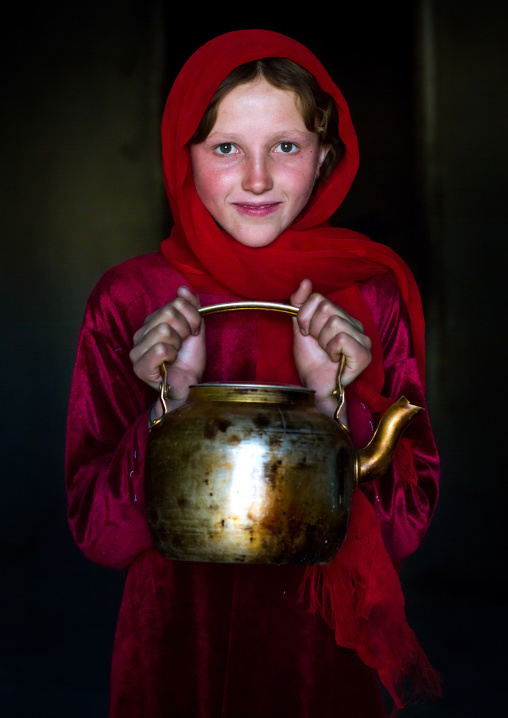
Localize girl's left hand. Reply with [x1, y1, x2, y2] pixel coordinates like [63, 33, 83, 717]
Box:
[290, 279, 372, 418]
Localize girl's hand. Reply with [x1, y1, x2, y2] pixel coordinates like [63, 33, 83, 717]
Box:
[129, 287, 205, 416]
[290, 279, 372, 418]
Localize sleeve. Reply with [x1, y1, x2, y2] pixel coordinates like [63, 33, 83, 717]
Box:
[65, 294, 155, 570]
[354, 276, 440, 564]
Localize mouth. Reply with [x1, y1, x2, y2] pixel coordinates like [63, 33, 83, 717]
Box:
[233, 202, 281, 217]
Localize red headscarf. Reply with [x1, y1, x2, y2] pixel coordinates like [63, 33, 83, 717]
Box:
[160, 30, 439, 709]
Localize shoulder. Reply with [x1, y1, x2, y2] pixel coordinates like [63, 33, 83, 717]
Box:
[358, 271, 410, 324]
[82, 252, 186, 338]
[358, 272, 414, 362]
[91, 251, 176, 299]
[358, 271, 404, 304]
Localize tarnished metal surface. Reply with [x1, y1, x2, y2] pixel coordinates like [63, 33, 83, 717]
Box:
[145, 384, 354, 565]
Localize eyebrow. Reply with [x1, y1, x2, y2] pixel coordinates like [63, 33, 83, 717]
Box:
[205, 129, 314, 142]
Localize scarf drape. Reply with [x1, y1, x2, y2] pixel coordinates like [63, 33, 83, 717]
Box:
[160, 29, 439, 709]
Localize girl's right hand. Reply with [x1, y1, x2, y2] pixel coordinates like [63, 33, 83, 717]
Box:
[129, 286, 205, 414]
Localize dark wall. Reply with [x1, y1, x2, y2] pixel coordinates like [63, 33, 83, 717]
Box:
[1, 3, 165, 715]
[2, 2, 507, 716]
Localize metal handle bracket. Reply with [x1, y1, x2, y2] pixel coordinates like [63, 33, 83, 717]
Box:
[154, 301, 345, 426]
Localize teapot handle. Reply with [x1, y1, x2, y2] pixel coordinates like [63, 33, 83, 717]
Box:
[155, 301, 346, 427]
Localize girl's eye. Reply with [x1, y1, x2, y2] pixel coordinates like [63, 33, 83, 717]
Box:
[215, 143, 237, 155]
[275, 142, 297, 154]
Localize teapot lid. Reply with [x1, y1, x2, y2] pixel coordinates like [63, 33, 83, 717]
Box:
[188, 382, 315, 404]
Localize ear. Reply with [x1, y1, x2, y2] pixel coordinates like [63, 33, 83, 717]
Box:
[316, 144, 330, 180]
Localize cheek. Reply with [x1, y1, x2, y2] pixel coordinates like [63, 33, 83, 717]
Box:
[194, 170, 216, 205]
[190, 148, 218, 205]
[288, 162, 319, 205]
[192, 164, 232, 212]
[286, 147, 322, 190]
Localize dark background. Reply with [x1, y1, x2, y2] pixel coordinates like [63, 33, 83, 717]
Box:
[2, 1, 507, 715]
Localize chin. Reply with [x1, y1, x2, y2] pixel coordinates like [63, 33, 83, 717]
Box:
[228, 224, 285, 248]
[233, 236, 279, 248]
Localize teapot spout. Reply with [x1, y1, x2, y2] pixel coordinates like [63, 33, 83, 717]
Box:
[355, 397, 423, 485]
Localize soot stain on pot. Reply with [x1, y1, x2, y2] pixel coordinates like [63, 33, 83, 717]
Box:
[269, 435, 283, 449]
[260, 501, 323, 562]
[265, 458, 283, 487]
[241, 524, 256, 541]
[253, 413, 271, 429]
[259, 506, 287, 538]
[212, 519, 227, 530]
[203, 418, 232, 439]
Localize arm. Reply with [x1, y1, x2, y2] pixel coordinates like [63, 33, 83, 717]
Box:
[289, 275, 439, 563]
[66, 283, 205, 569]
[355, 275, 439, 562]
[66, 323, 154, 569]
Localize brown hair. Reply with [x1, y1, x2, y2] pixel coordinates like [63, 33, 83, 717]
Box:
[190, 58, 344, 182]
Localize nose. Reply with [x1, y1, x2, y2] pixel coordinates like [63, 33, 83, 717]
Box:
[241, 153, 273, 194]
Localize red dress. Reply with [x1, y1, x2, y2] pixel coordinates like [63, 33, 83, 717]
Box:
[65, 251, 439, 717]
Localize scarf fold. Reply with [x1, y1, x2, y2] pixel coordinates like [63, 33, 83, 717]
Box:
[160, 29, 440, 708]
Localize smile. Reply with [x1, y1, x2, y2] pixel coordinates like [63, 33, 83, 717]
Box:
[233, 202, 281, 217]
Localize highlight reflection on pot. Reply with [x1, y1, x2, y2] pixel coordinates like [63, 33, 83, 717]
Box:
[228, 442, 268, 527]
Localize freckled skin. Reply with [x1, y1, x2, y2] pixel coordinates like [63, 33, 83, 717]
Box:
[190, 78, 327, 248]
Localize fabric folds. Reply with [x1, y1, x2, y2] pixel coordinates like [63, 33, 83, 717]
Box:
[66, 29, 441, 716]
[157, 29, 440, 708]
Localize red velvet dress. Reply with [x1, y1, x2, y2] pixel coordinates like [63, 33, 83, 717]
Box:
[66, 251, 439, 718]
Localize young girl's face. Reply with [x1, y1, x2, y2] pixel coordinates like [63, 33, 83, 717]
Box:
[190, 78, 328, 248]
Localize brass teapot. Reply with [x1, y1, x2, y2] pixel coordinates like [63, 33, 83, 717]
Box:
[145, 302, 421, 565]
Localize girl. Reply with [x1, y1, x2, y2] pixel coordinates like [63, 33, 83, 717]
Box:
[66, 29, 440, 718]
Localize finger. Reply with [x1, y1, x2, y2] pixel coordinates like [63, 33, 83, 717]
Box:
[290, 279, 313, 308]
[323, 333, 372, 384]
[131, 342, 180, 388]
[315, 314, 371, 354]
[176, 285, 201, 309]
[138, 287, 200, 332]
[130, 322, 183, 366]
[296, 295, 357, 339]
[175, 287, 202, 337]
[292, 289, 329, 337]
[305, 298, 364, 339]
[133, 298, 201, 345]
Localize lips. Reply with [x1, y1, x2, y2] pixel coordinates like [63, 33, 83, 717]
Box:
[233, 202, 281, 217]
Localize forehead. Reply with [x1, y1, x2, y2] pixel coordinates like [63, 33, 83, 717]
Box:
[211, 78, 306, 131]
